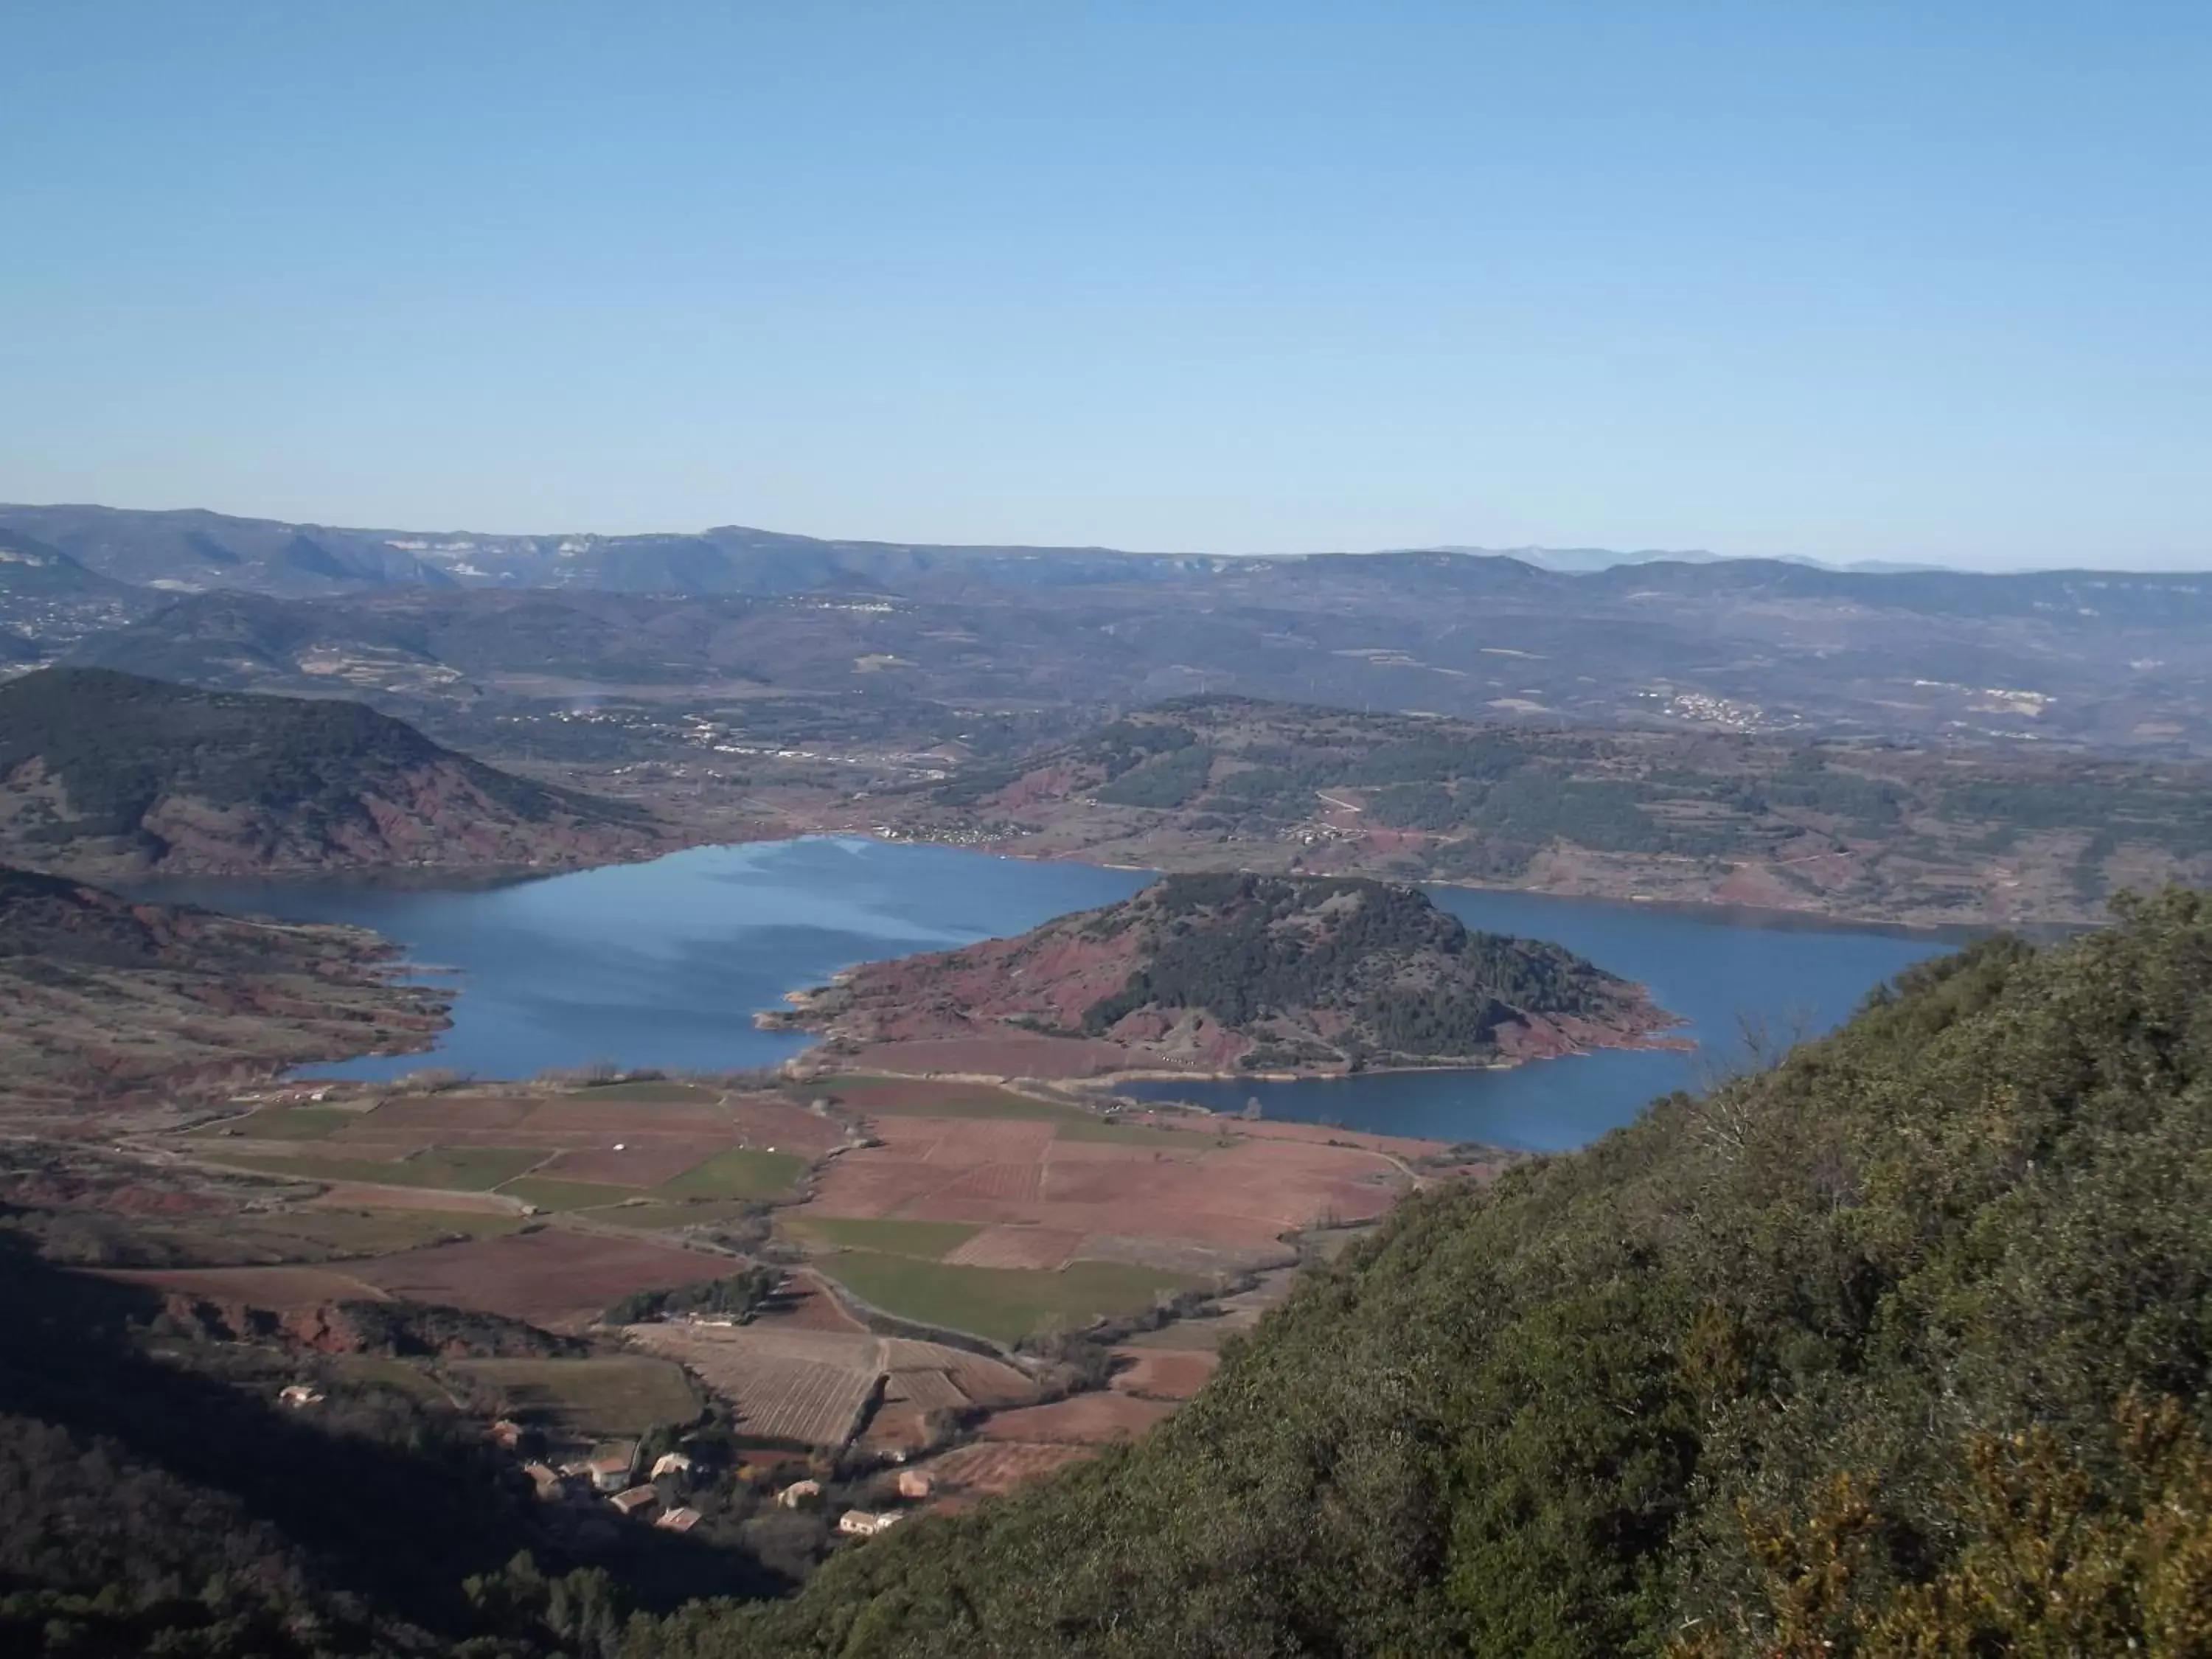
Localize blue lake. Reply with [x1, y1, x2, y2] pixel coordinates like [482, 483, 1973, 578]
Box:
[1119, 886, 1951, 1149]
[139, 838, 1951, 1152]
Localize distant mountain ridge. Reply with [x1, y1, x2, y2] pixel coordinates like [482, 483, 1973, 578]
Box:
[1430, 544, 1953, 574]
[1, 503, 2194, 598]
[0, 667, 667, 877]
[0, 527, 139, 598]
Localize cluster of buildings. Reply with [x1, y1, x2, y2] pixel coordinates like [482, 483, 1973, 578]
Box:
[515, 1436, 701, 1534]
[776, 1467, 933, 1540]
[504, 1429, 938, 1545]
[465, 1394, 955, 1551]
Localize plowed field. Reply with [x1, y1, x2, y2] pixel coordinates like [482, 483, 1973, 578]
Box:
[355, 1228, 727, 1328]
[623, 1324, 1039, 1448]
[975, 1392, 1177, 1444]
[1110, 1346, 1220, 1400]
[800, 1110, 1404, 1262]
[945, 1225, 1085, 1270]
[918, 1439, 1093, 1496]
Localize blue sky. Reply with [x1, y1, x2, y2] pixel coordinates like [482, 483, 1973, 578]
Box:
[2, 2, 2205, 567]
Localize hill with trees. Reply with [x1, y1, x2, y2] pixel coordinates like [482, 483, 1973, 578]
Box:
[646, 888, 2212, 1657]
[0, 667, 667, 877]
[908, 696, 2212, 928]
[769, 872, 1674, 1076]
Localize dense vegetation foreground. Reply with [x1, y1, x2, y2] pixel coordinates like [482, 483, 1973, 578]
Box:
[647, 890, 2212, 1657]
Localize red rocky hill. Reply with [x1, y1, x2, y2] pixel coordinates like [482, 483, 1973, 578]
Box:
[768, 872, 1678, 1079]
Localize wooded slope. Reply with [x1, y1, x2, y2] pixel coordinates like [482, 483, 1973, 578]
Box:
[644, 889, 2212, 1658]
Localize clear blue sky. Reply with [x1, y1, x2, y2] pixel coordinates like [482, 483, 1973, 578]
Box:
[2, 2, 2205, 567]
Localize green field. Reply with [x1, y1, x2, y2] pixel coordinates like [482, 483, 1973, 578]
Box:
[216, 1147, 546, 1191]
[1119, 1318, 1236, 1352]
[574, 1080, 721, 1103]
[80, 1207, 527, 1269]
[451, 1356, 701, 1436]
[497, 1175, 641, 1211]
[786, 1216, 980, 1259]
[224, 1208, 528, 1257]
[819, 1251, 1203, 1345]
[324, 1354, 453, 1402]
[585, 1198, 765, 1231]
[194, 1107, 353, 1141]
[656, 1147, 807, 1200]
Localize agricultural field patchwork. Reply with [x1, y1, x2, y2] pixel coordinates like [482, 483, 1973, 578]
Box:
[974, 1391, 1178, 1444]
[911, 1439, 1093, 1500]
[452, 1354, 701, 1437]
[127, 1074, 1426, 1503]
[655, 1147, 807, 1199]
[622, 1322, 1037, 1450]
[808, 1076, 1091, 1120]
[568, 1080, 724, 1104]
[819, 1251, 1200, 1346]
[784, 1216, 981, 1259]
[214, 1146, 547, 1190]
[192, 1105, 356, 1141]
[355, 1228, 732, 1329]
[495, 1175, 638, 1212]
[212, 1207, 531, 1259]
[586, 1197, 767, 1232]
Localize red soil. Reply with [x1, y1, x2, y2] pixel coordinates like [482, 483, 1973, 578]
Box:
[976, 1392, 1177, 1445]
[727, 1094, 846, 1158]
[839, 1034, 1140, 1078]
[517, 1097, 736, 1137]
[1110, 1347, 1220, 1401]
[333, 1096, 539, 1133]
[918, 1439, 1093, 1497]
[107, 1264, 392, 1309]
[354, 1228, 728, 1329]
[932, 1161, 1045, 1203]
[880, 1340, 1036, 1408]
[798, 1114, 1405, 1253]
[855, 1402, 931, 1457]
[884, 1368, 970, 1412]
[754, 1269, 870, 1334]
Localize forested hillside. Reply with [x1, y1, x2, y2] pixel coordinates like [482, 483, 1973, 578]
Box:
[0, 667, 663, 877]
[641, 889, 2212, 1657]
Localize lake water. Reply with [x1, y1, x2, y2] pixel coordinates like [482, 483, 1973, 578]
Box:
[1119, 886, 1950, 1149]
[139, 838, 1950, 1152]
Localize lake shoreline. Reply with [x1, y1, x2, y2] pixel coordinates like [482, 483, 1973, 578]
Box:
[154, 838, 1945, 1150]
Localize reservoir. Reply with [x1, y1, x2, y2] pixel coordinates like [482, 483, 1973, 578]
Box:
[142, 838, 1949, 1152]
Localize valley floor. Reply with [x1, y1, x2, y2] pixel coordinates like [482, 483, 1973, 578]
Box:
[4, 1069, 1484, 1553]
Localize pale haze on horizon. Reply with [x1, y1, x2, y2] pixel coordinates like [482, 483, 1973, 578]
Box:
[2, 1, 2207, 571]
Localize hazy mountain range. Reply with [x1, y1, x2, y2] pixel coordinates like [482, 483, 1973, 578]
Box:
[7, 504, 2212, 760]
[0, 504, 2166, 599]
